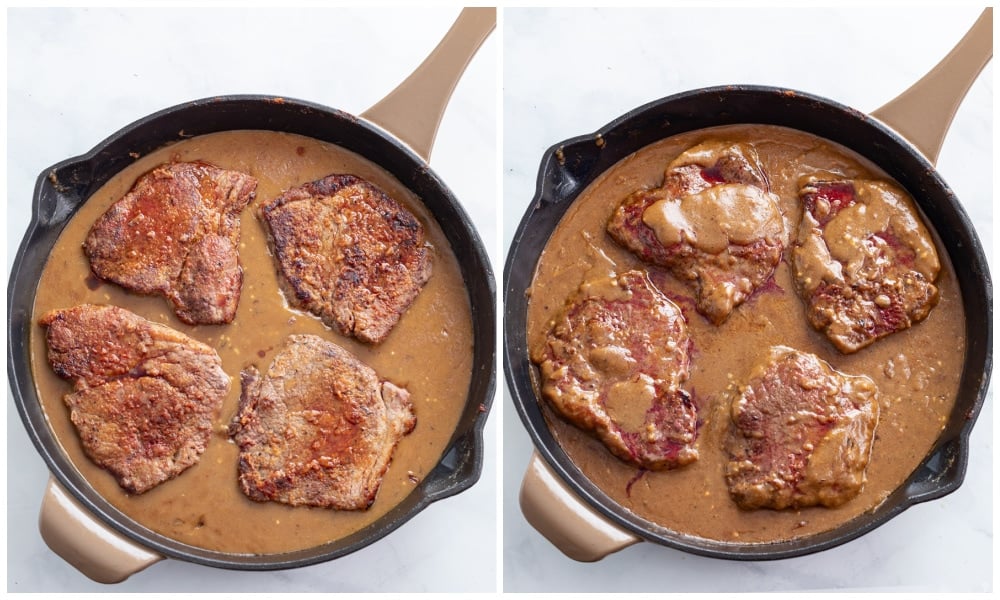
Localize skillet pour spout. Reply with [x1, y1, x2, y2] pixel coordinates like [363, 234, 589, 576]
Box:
[506, 12, 991, 560]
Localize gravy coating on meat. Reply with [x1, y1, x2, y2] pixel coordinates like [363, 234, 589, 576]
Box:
[793, 177, 940, 353]
[229, 334, 416, 510]
[725, 347, 879, 510]
[608, 141, 785, 324]
[30, 130, 474, 555]
[85, 161, 257, 325]
[39, 304, 228, 494]
[260, 174, 432, 344]
[533, 270, 698, 470]
[526, 124, 965, 544]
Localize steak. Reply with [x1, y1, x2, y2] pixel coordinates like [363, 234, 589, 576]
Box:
[259, 174, 432, 344]
[792, 178, 940, 353]
[39, 304, 229, 494]
[84, 161, 257, 325]
[532, 270, 698, 470]
[725, 346, 879, 510]
[228, 334, 416, 509]
[608, 141, 785, 324]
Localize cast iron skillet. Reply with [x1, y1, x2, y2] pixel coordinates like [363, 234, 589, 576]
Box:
[504, 13, 991, 561]
[8, 10, 495, 581]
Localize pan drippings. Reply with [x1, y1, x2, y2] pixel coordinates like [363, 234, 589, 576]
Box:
[30, 130, 474, 554]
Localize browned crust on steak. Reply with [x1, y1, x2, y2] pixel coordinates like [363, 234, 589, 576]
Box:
[39, 304, 229, 493]
[725, 346, 879, 510]
[228, 334, 416, 509]
[532, 270, 699, 470]
[84, 161, 257, 325]
[259, 174, 432, 344]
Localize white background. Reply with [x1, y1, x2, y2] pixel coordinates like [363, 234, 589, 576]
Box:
[6, 7, 497, 593]
[502, 6, 992, 593]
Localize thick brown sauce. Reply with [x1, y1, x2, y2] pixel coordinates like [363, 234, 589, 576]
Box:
[527, 124, 965, 544]
[31, 130, 474, 554]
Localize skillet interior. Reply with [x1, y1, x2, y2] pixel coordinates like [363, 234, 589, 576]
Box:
[8, 95, 496, 569]
[503, 85, 991, 559]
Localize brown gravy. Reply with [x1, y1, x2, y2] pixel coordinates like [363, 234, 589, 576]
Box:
[30, 130, 474, 554]
[526, 124, 965, 544]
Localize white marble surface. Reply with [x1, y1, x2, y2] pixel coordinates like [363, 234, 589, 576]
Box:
[502, 6, 992, 593]
[6, 7, 497, 592]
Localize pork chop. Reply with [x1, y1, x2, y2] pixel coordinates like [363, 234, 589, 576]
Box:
[724, 346, 879, 510]
[84, 161, 257, 325]
[532, 270, 698, 470]
[39, 304, 229, 494]
[228, 334, 416, 510]
[792, 178, 940, 353]
[608, 141, 785, 324]
[259, 174, 432, 344]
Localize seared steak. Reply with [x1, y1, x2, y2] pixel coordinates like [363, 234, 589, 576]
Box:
[725, 346, 879, 510]
[532, 270, 698, 470]
[792, 178, 940, 353]
[259, 174, 432, 344]
[84, 161, 257, 325]
[228, 334, 416, 509]
[608, 141, 785, 324]
[39, 304, 229, 494]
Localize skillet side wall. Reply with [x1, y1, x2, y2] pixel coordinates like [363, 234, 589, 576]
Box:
[502, 86, 991, 559]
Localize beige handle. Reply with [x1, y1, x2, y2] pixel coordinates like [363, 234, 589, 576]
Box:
[520, 451, 640, 561]
[39, 477, 163, 583]
[871, 8, 993, 165]
[360, 7, 495, 162]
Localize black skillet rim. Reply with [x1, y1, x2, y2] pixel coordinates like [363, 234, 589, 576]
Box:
[8, 94, 497, 571]
[503, 84, 992, 560]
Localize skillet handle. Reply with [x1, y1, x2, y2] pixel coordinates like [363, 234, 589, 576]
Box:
[360, 7, 495, 163]
[39, 477, 162, 584]
[520, 451, 640, 562]
[871, 8, 992, 165]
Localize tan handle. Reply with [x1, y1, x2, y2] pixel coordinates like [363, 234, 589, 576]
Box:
[519, 451, 640, 562]
[871, 8, 992, 165]
[39, 477, 162, 583]
[360, 7, 495, 163]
